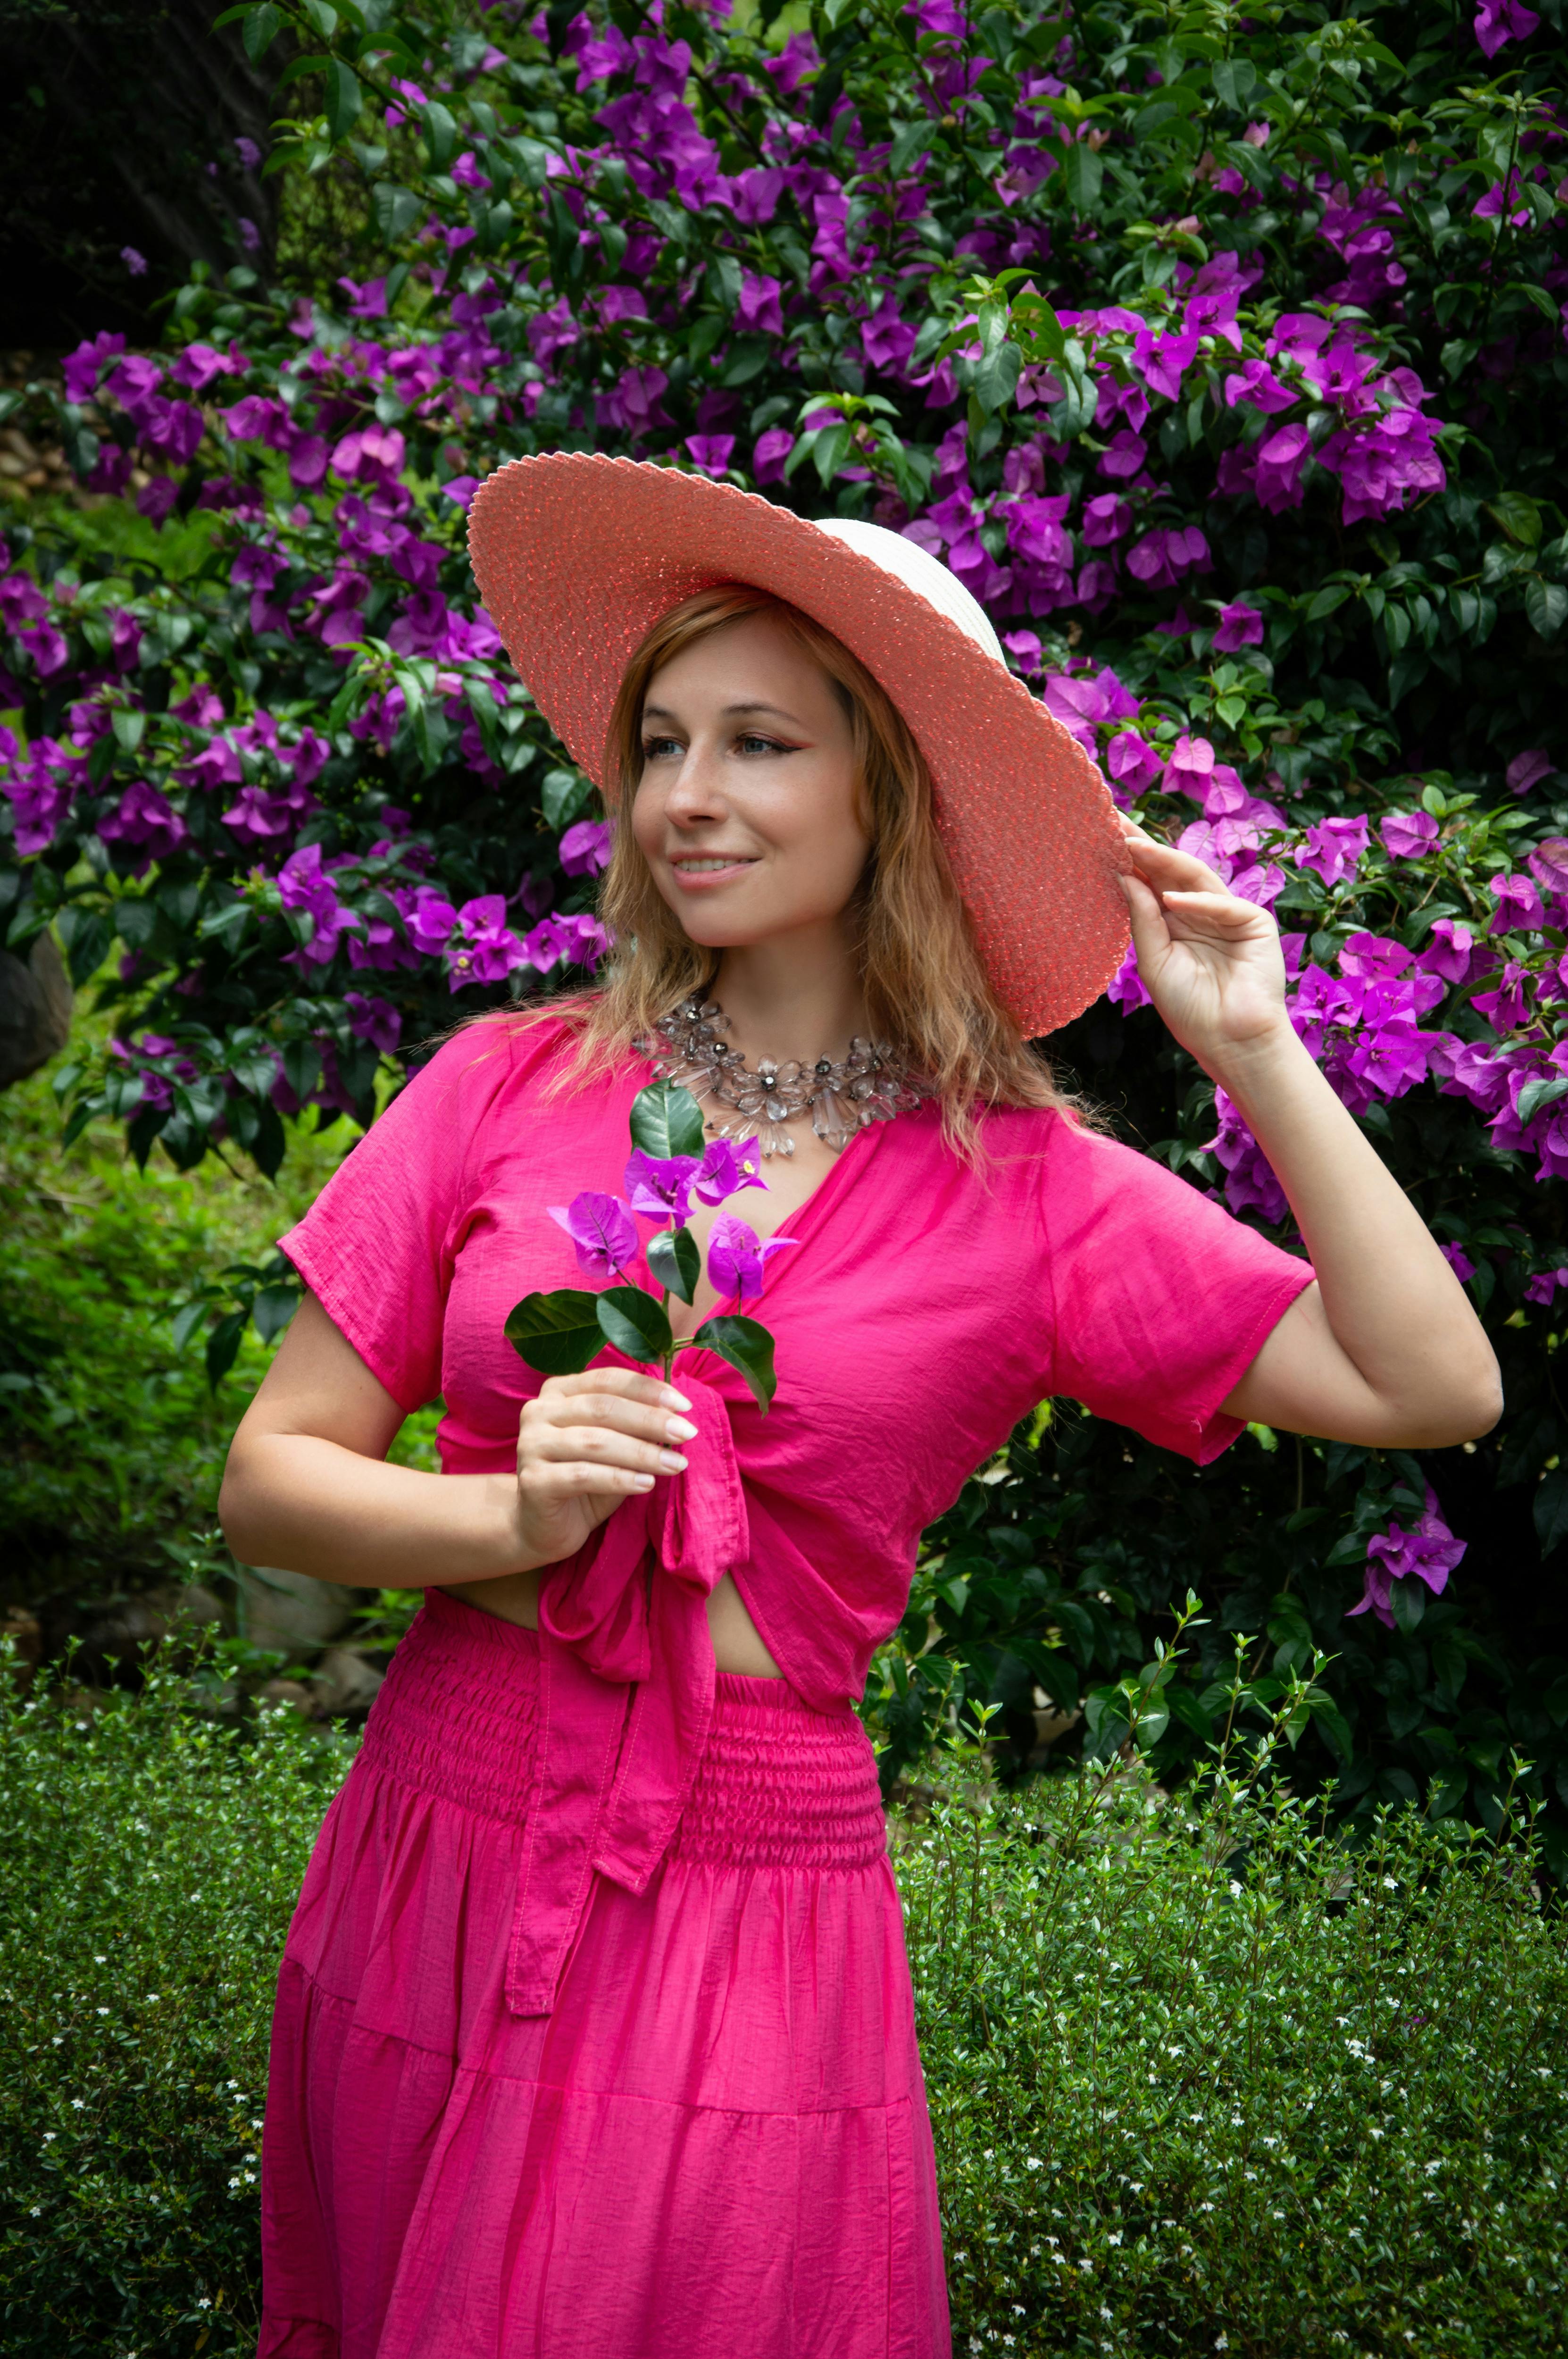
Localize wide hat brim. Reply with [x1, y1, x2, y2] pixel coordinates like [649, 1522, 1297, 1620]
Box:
[467, 452, 1130, 1039]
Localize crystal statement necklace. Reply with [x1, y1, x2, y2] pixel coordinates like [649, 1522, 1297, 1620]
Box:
[639, 996, 932, 1158]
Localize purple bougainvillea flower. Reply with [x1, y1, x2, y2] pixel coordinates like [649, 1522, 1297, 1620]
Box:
[1163, 733, 1215, 798]
[625, 1149, 702, 1224]
[1349, 1486, 1467, 1627]
[692, 1135, 767, 1206]
[1507, 748, 1553, 796]
[1379, 809, 1439, 860]
[752, 426, 795, 485]
[1295, 815, 1369, 887]
[707, 1214, 797, 1303]
[1474, 0, 1539, 57]
[1440, 1241, 1476, 1283]
[1212, 601, 1264, 652]
[549, 1190, 639, 1283]
[1490, 871, 1545, 933]
[559, 818, 612, 876]
[1524, 1265, 1568, 1304]
[1107, 730, 1164, 798]
[1527, 838, 1568, 900]
[685, 434, 736, 478]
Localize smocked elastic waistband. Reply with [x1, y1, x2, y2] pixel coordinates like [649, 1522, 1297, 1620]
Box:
[357, 1589, 887, 1873]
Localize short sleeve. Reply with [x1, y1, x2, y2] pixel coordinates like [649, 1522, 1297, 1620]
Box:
[1040, 1120, 1315, 1464]
[277, 1021, 530, 1413]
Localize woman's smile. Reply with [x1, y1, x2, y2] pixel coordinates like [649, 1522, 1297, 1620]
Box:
[667, 851, 762, 889]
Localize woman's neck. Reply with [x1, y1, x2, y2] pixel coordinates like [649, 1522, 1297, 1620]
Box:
[709, 931, 870, 1066]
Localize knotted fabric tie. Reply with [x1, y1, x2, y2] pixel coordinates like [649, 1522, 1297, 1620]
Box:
[504, 1370, 749, 2016]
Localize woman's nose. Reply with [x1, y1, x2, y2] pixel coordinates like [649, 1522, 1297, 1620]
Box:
[664, 741, 729, 820]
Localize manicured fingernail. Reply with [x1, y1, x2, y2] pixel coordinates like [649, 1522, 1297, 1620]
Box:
[661, 1387, 691, 1411]
[633, 1472, 655, 1490]
[658, 1449, 688, 1474]
[666, 1416, 698, 1441]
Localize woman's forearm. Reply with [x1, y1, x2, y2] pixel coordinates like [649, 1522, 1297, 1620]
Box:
[1213, 1013, 1501, 1443]
[219, 1434, 539, 1589]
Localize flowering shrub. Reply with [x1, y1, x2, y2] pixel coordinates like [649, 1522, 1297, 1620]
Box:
[3, 1640, 1564, 2357]
[1, 0, 1567, 1858]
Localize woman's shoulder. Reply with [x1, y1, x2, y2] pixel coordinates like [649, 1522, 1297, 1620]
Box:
[405, 996, 628, 1108]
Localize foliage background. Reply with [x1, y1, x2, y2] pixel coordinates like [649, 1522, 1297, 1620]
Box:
[2, 1649, 1564, 2359]
[2, 0, 1568, 1869]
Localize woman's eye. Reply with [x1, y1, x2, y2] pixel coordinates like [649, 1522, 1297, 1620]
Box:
[737, 733, 788, 756]
[642, 736, 682, 761]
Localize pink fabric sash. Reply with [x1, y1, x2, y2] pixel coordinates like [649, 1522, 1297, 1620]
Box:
[504, 1370, 749, 2015]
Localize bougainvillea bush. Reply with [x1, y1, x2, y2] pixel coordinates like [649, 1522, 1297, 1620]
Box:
[2, 0, 1568, 1858]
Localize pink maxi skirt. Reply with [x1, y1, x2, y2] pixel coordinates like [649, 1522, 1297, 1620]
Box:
[259, 1590, 951, 2358]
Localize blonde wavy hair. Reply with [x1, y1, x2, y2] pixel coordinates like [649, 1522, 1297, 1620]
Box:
[494, 584, 1074, 1152]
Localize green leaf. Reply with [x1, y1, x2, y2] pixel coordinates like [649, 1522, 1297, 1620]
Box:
[111, 708, 146, 753]
[629, 1080, 706, 1159]
[171, 1298, 210, 1354]
[504, 1288, 603, 1375]
[251, 1283, 300, 1346]
[812, 420, 854, 485]
[890, 120, 938, 175]
[424, 101, 459, 170]
[541, 767, 590, 828]
[205, 1308, 249, 1390]
[648, 1224, 701, 1306]
[242, 2, 282, 63]
[1525, 578, 1568, 642]
[1517, 1074, 1568, 1125]
[324, 59, 362, 142]
[1309, 1695, 1355, 1763]
[690, 1313, 777, 1412]
[596, 1285, 674, 1364]
[1305, 584, 1351, 621]
[1211, 58, 1257, 109]
[1062, 141, 1103, 212]
[63, 914, 111, 987]
[373, 183, 420, 241]
[1534, 1464, 1568, 1557]
[973, 335, 1022, 416]
[1485, 493, 1542, 548]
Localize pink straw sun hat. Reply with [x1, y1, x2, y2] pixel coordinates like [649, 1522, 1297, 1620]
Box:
[467, 451, 1130, 1039]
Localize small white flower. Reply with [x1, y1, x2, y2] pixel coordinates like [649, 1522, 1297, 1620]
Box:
[96, 2008, 109, 2017]
[1025, 2156, 1042, 2170]
[71, 2099, 85, 2111]
[197, 2300, 212, 2311]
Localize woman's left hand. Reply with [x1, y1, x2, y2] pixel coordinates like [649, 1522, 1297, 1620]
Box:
[1117, 813, 1288, 1073]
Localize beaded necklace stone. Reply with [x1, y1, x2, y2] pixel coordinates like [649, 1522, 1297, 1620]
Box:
[639, 996, 931, 1158]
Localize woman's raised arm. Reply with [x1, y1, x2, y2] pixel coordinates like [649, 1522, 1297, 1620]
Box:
[1117, 820, 1502, 1449]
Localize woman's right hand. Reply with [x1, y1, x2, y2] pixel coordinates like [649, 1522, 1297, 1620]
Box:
[513, 1368, 698, 1567]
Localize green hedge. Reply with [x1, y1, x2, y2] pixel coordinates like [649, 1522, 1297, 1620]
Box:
[2, 1642, 1564, 2359]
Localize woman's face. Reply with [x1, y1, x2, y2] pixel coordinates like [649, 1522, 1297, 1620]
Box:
[629, 612, 872, 953]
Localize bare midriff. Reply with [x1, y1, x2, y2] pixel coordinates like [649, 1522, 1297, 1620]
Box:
[447, 1565, 783, 1678]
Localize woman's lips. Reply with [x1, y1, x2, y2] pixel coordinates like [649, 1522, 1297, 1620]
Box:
[667, 855, 760, 891]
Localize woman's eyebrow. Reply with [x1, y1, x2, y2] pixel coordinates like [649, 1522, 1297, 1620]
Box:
[641, 699, 809, 728]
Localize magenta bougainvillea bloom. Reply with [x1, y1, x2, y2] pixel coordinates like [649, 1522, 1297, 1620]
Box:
[692, 1136, 767, 1205]
[1212, 602, 1264, 651]
[707, 1215, 796, 1303]
[549, 1192, 639, 1282]
[1474, 0, 1539, 56]
[1349, 1487, 1467, 1626]
[1295, 815, 1369, 886]
[1379, 809, 1440, 860]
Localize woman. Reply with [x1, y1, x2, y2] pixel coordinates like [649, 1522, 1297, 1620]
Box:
[222, 455, 1499, 2359]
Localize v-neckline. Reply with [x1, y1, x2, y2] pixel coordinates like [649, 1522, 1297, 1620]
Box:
[655, 1109, 892, 1331]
